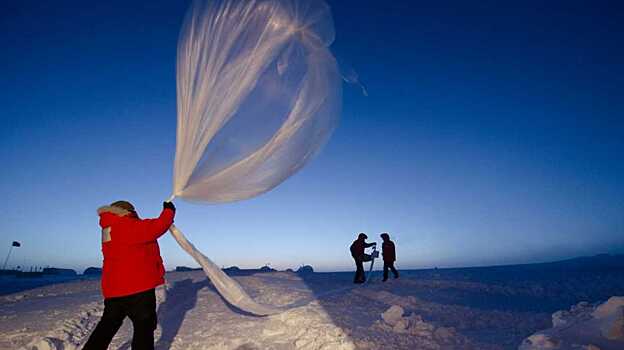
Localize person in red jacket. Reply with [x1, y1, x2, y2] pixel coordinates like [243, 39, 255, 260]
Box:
[83, 200, 175, 350]
[380, 232, 399, 282]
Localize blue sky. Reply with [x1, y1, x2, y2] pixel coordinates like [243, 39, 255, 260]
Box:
[1, 0, 623, 272]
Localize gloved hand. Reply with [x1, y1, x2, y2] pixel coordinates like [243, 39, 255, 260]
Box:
[163, 201, 176, 212]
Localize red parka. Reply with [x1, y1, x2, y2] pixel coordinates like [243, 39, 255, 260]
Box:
[97, 205, 174, 298]
[382, 240, 396, 262]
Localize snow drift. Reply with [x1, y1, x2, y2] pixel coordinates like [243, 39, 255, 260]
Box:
[520, 296, 624, 350]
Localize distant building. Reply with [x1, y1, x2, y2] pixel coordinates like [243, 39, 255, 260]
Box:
[42, 268, 77, 276]
[175, 266, 202, 272]
[296, 265, 314, 275]
[83, 267, 103, 275]
[259, 265, 276, 273]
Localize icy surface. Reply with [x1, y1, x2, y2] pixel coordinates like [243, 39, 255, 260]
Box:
[1, 261, 623, 350]
[520, 297, 624, 350]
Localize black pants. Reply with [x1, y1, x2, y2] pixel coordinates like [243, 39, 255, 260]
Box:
[383, 261, 399, 281]
[83, 289, 157, 350]
[353, 258, 365, 283]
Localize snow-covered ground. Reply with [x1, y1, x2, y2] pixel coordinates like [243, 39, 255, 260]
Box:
[1, 259, 623, 350]
[520, 297, 624, 350]
[0, 274, 96, 296]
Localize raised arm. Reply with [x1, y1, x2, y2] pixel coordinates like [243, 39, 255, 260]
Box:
[126, 202, 176, 244]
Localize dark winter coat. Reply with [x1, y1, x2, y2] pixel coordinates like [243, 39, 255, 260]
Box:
[97, 205, 174, 298]
[350, 239, 375, 261]
[382, 240, 396, 262]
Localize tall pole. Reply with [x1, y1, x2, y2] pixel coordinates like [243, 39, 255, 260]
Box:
[2, 246, 13, 271]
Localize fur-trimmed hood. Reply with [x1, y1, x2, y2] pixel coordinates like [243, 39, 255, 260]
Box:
[97, 205, 138, 229]
[97, 205, 133, 217]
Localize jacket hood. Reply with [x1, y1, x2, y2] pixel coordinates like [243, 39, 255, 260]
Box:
[97, 205, 136, 228]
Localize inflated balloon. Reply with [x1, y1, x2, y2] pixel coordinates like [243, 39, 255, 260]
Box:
[172, 0, 341, 203]
[166, 0, 342, 315]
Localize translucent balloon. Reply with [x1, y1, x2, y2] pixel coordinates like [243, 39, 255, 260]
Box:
[172, 0, 342, 203]
[167, 0, 342, 316]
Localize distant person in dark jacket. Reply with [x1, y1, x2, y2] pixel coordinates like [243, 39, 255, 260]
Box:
[350, 233, 376, 284]
[380, 233, 399, 281]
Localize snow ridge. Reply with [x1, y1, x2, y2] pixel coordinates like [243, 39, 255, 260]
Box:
[520, 296, 624, 350]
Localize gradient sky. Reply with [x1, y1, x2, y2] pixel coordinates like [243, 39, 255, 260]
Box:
[1, 0, 623, 273]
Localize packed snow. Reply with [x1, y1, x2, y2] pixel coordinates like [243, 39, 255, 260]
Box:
[1, 258, 623, 350]
[520, 297, 624, 350]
